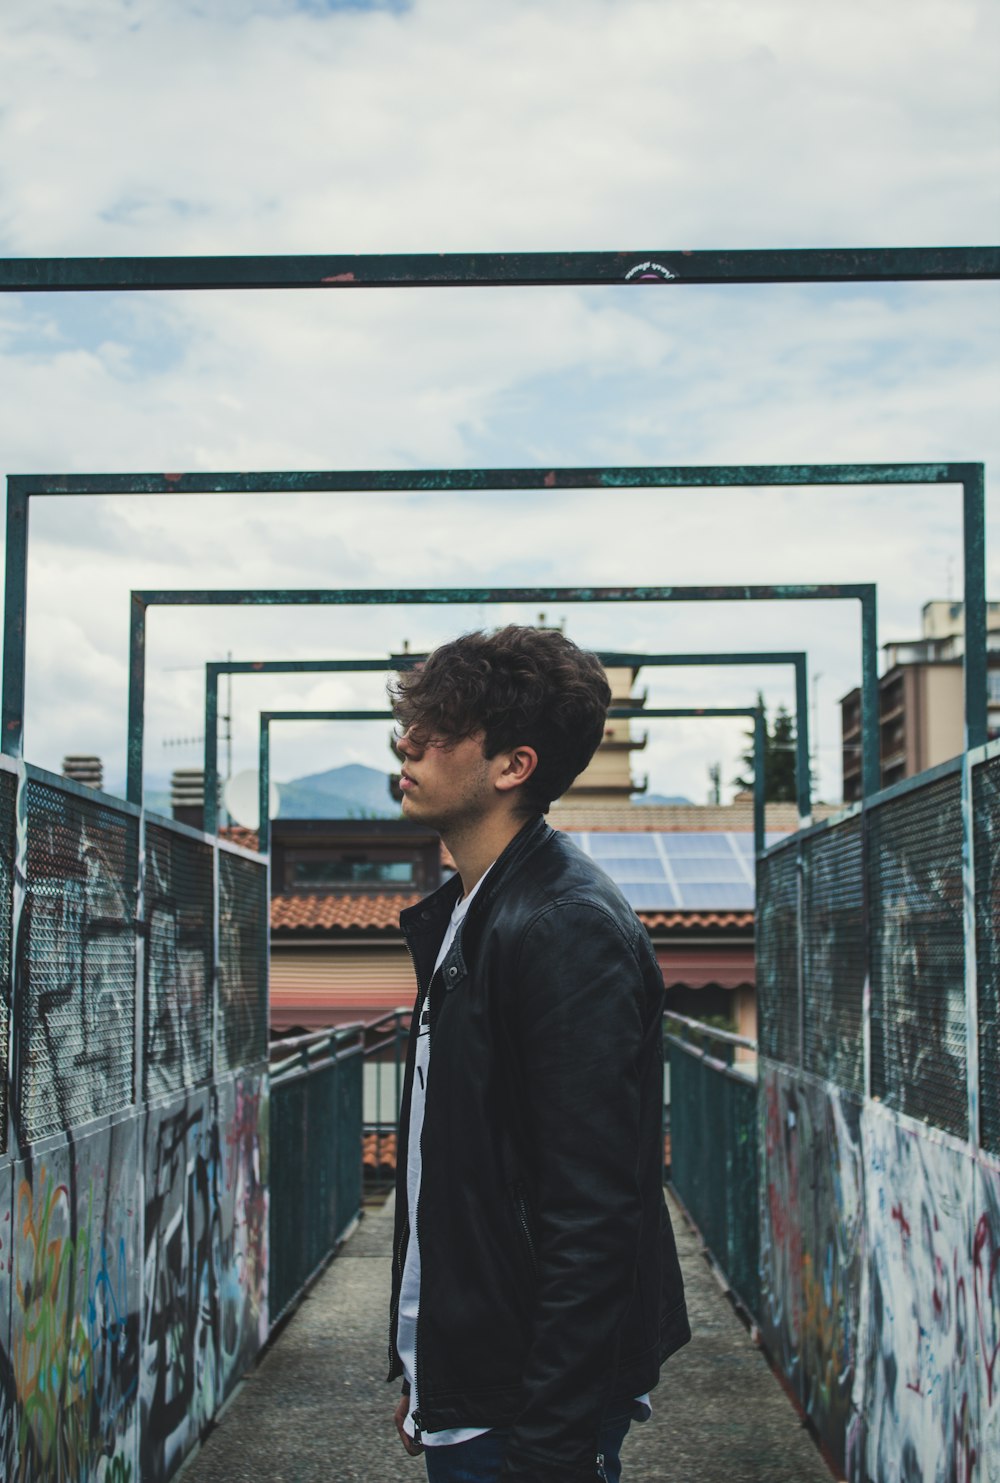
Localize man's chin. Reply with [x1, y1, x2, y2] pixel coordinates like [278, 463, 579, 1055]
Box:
[401, 792, 429, 822]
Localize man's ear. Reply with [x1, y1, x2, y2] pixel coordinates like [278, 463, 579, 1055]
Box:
[495, 745, 538, 793]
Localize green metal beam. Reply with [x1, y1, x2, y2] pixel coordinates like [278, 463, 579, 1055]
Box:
[204, 657, 405, 835]
[1, 247, 997, 294]
[203, 649, 812, 835]
[4, 461, 983, 794]
[118, 582, 868, 806]
[256, 704, 767, 856]
[5, 461, 980, 496]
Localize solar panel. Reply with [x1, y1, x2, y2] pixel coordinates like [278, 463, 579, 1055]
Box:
[659, 834, 735, 857]
[598, 857, 667, 883]
[618, 883, 680, 910]
[670, 856, 747, 882]
[587, 833, 660, 858]
[565, 830, 765, 912]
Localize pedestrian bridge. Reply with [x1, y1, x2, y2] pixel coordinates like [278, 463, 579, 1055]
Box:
[179, 1189, 833, 1483]
[0, 744, 999, 1481]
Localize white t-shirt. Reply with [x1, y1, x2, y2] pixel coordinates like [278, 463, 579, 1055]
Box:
[399, 870, 492, 1447]
[398, 866, 651, 1447]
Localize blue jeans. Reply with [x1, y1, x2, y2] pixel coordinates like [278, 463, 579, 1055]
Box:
[423, 1417, 632, 1483]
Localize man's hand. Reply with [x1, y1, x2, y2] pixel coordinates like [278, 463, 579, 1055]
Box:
[394, 1393, 424, 1457]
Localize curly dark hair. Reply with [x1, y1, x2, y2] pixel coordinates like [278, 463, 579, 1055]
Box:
[389, 626, 612, 813]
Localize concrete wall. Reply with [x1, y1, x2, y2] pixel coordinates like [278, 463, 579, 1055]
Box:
[0, 759, 270, 1483]
[755, 741, 1000, 1479]
[758, 1065, 1000, 1478]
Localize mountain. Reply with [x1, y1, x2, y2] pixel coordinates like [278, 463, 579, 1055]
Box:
[276, 763, 400, 820]
[634, 793, 692, 806]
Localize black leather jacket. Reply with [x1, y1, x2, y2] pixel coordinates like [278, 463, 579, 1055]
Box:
[388, 816, 690, 1482]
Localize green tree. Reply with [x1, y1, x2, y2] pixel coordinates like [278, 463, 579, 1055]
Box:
[732, 692, 797, 802]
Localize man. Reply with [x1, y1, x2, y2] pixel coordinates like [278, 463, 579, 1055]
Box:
[388, 625, 690, 1483]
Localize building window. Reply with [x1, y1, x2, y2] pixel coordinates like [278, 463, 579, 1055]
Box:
[987, 670, 1000, 705]
[290, 856, 416, 888]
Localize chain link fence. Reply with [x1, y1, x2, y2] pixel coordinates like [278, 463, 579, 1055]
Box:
[973, 750, 1000, 1156]
[869, 773, 966, 1136]
[144, 821, 215, 1097]
[218, 847, 269, 1073]
[17, 777, 139, 1141]
[0, 763, 270, 1144]
[801, 816, 865, 1096]
[757, 753, 998, 1147]
[0, 769, 15, 1153]
[755, 842, 800, 1066]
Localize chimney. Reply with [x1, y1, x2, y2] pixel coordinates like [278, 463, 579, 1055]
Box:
[63, 755, 103, 790]
[171, 768, 205, 831]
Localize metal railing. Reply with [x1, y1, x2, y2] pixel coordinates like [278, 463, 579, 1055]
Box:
[362, 1007, 412, 1184]
[664, 1011, 760, 1318]
[269, 1024, 364, 1325]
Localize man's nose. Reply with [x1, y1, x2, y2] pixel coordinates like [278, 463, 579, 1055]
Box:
[396, 729, 421, 758]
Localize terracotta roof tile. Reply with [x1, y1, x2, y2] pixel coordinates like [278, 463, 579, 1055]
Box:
[220, 824, 260, 852]
[363, 1131, 398, 1176]
[272, 892, 420, 931]
[640, 910, 754, 931]
[271, 893, 751, 935]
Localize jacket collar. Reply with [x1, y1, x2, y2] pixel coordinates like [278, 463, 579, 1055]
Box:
[399, 813, 552, 979]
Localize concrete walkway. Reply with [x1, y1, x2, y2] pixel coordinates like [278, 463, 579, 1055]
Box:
[181, 1193, 832, 1483]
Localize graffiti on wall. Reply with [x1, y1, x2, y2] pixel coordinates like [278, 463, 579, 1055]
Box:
[140, 1074, 268, 1482]
[973, 1164, 1000, 1471]
[0, 1072, 267, 1483]
[217, 1075, 269, 1379]
[854, 1111, 1000, 1483]
[758, 1064, 864, 1456]
[0, 769, 273, 1483]
[760, 1063, 1000, 1481]
[1, 1118, 141, 1483]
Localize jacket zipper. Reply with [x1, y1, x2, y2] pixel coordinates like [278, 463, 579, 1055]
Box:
[387, 1218, 408, 1371]
[513, 1185, 539, 1277]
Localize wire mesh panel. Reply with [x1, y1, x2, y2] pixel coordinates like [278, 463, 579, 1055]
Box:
[801, 819, 865, 1096]
[869, 773, 966, 1137]
[668, 1039, 759, 1317]
[335, 1051, 364, 1244]
[269, 1071, 308, 1322]
[17, 779, 138, 1141]
[0, 769, 16, 1151]
[218, 849, 268, 1071]
[756, 845, 801, 1066]
[973, 751, 1000, 1154]
[144, 822, 214, 1097]
[722, 1069, 760, 1316]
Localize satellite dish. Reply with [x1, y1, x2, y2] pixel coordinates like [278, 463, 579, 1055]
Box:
[224, 769, 280, 831]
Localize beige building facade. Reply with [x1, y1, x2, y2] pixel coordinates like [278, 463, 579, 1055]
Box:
[841, 599, 1000, 801]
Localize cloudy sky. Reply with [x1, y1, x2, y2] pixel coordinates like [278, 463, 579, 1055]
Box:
[1, 0, 998, 808]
